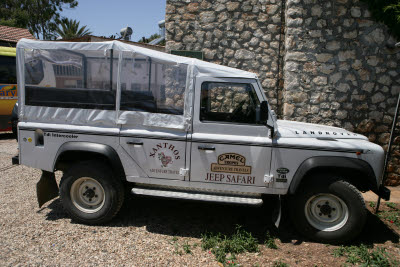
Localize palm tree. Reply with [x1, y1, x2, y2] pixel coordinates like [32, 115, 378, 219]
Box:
[56, 18, 92, 39]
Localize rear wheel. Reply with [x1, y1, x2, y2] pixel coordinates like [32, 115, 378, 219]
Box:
[60, 161, 124, 224]
[290, 176, 366, 243]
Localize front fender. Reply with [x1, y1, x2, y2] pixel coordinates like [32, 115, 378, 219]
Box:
[288, 156, 377, 194]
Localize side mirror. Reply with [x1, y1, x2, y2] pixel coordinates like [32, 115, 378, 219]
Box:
[259, 101, 269, 125]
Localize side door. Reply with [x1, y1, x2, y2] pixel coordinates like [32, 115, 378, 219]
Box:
[120, 129, 187, 180]
[118, 54, 188, 181]
[190, 78, 273, 188]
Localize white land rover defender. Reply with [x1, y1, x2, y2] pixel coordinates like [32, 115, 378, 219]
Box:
[13, 39, 390, 243]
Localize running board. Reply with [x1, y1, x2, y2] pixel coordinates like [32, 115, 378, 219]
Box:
[131, 188, 263, 206]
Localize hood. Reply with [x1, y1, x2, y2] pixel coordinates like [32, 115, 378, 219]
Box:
[276, 120, 368, 140]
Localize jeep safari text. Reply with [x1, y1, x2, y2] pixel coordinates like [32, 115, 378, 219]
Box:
[13, 39, 390, 243]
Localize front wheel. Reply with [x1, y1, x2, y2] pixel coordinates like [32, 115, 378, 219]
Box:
[290, 178, 366, 243]
[60, 161, 124, 224]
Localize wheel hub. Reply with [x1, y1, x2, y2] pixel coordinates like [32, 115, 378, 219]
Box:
[70, 177, 105, 213]
[320, 204, 332, 215]
[305, 194, 349, 232]
[83, 187, 96, 200]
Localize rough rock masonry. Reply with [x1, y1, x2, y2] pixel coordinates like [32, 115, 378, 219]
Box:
[165, 0, 400, 185]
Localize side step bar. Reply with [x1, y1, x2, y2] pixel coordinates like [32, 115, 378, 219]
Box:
[131, 188, 263, 206]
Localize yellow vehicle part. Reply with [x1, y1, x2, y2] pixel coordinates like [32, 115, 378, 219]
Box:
[0, 99, 17, 116]
[0, 47, 16, 57]
[0, 84, 18, 116]
[0, 48, 17, 130]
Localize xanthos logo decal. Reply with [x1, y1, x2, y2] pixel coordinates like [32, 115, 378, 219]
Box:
[158, 152, 172, 167]
[149, 143, 180, 168]
[211, 153, 252, 174]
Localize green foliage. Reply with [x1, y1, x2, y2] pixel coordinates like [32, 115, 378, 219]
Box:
[272, 259, 289, 267]
[0, 0, 78, 40]
[333, 244, 398, 266]
[361, 0, 400, 40]
[139, 33, 160, 43]
[170, 237, 192, 255]
[182, 241, 192, 254]
[201, 225, 259, 266]
[264, 231, 278, 249]
[386, 202, 397, 209]
[0, 0, 29, 29]
[377, 203, 400, 228]
[369, 201, 376, 208]
[138, 33, 165, 45]
[174, 242, 183, 255]
[226, 254, 239, 267]
[379, 211, 400, 227]
[56, 18, 91, 39]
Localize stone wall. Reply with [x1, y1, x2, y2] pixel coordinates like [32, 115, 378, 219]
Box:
[165, 0, 400, 185]
[165, 0, 285, 114]
[283, 0, 400, 185]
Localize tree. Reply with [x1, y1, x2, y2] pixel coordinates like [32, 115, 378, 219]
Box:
[56, 18, 91, 39]
[0, 0, 29, 29]
[360, 0, 400, 40]
[139, 33, 161, 43]
[0, 0, 78, 40]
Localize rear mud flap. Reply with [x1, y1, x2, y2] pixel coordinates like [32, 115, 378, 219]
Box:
[36, 171, 59, 208]
[273, 195, 282, 228]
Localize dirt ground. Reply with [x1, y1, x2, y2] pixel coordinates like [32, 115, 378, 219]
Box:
[0, 132, 399, 266]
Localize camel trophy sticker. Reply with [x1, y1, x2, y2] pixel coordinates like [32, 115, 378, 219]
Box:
[211, 153, 252, 174]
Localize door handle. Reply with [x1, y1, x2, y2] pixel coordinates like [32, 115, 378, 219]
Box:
[127, 141, 143, 146]
[198, 145, 215, 151]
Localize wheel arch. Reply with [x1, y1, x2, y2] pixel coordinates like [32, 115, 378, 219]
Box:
[53, 142, 126, 181]
[288, 156, 378, 194]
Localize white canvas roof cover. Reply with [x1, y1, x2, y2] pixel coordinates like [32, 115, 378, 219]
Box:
[16, 39, 258, 130]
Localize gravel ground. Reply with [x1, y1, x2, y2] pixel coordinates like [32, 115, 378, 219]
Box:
[0, 133, 399, 266]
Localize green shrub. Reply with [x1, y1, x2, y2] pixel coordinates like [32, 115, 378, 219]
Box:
[272, 259, 289, 267]
[361, 0, 400, 40]
[333, 244, 398, 266]
[386, 202, 397, 209]
[182, 241, 192, 254]
[201, 225, 259, 265]
[265, 231, 278, 249]
[377, 207, 400, 228]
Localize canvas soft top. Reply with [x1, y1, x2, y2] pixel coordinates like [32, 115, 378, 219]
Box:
[17, 39, 257, 79]
[16, 39, 258, 130]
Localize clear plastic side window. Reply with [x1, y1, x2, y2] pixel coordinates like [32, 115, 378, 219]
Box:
[119, 52, 187, 115]
[24, 49, 118, 110]
[200, 82, 261, 124]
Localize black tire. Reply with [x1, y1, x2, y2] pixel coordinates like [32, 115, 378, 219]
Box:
[289, 176, 366, 244]
[59, 161, 124, 224]
[11, 120, 18, 140]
